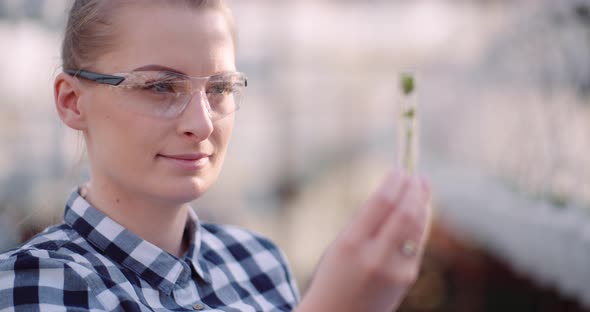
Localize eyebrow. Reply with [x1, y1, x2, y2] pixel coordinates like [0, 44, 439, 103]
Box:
[131, 64, 186, 75]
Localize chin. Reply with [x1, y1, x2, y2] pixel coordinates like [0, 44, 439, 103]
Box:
[160, 174, 216, 204]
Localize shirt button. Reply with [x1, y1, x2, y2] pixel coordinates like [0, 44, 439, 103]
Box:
[193, 303, 205, 310]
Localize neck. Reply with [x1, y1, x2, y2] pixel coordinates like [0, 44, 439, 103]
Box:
[81, 180, 190, 258]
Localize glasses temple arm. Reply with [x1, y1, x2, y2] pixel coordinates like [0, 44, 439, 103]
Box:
[63, 69, 126, 86]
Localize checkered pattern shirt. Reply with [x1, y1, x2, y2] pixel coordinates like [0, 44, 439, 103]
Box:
[0, 189, 300, 311]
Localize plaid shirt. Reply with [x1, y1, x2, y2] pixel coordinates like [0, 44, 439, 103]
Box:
[0, 189, 299, 311]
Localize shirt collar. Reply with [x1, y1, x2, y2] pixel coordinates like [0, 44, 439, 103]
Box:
[63, 188, 211, 294]
[184, 208, 212, 284]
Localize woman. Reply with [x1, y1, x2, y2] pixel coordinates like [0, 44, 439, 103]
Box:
[0, 1, 432, 311]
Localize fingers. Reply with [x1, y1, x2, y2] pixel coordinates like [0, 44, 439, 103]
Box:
[349, 169, 409, 239]
[377, 176, 431, 262]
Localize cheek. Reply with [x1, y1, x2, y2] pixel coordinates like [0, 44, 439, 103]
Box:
[86, 97, 162, 165]
[213, 118, 234, 152]
[85, 92, 126, 136]
[206, 120, 234, 171]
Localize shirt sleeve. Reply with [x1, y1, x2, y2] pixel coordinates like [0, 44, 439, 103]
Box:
[276, 247, 301, 304]
[0, 251, 106, 312]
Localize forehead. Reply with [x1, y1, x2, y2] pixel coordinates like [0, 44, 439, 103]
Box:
[97, 4, 235, 76]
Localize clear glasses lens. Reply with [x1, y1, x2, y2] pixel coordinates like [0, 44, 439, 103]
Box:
[116, 71, 246, 119]
[205, 73, 246, 120]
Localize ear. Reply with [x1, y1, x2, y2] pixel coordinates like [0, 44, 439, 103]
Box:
[54, 72, 87, 131]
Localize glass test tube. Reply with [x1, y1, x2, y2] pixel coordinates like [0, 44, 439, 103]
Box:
[397, 73, 419, 175]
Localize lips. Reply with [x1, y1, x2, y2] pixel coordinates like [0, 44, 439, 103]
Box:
[158, 153, 211, 170]
[160, 153, 210, 161]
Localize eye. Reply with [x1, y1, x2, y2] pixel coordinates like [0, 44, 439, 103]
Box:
[206, 81, 235, 95]
[143, 81, 178, 94]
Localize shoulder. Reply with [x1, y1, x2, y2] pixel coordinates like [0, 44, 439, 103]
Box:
[0, 226, 106, 311]
[201, 223, 281, 253]
[200, 223, 290, 269]
[200, 223, 301, 302]
[2, 224, 75, 255]
[0, 250, 106, 311]
[0, 223, 93, 266]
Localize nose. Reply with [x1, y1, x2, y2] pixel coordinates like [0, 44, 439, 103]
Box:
[177, 90, 214, 141]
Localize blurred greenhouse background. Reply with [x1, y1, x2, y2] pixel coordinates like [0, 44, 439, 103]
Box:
[1, 0, 589, 311]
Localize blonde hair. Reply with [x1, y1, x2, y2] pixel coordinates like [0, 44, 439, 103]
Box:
[61, 0, 236, 70]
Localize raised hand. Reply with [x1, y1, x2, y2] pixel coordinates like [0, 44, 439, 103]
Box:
[297, 169, 433, 312]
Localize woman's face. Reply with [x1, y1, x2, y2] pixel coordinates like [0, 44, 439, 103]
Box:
[79, 4, 236, 204]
